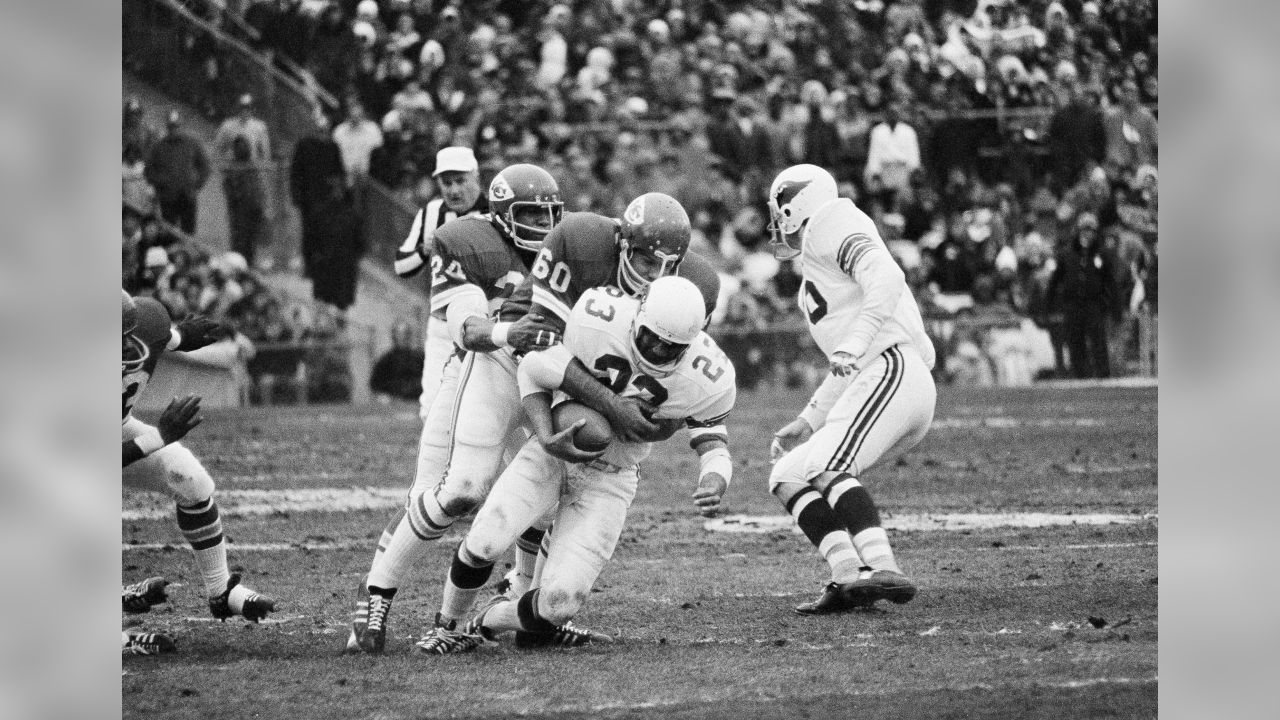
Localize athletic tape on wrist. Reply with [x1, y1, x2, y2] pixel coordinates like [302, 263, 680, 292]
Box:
[490, 322, 511, 348]
[135, 429, 165, 456]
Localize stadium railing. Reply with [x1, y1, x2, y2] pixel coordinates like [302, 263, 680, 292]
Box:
[124, 0, 337, 154]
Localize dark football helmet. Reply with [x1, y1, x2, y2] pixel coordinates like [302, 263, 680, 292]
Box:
[122, 289, 150, 374]
[617, 192, 690, 294]
[488, 163, 563, 251]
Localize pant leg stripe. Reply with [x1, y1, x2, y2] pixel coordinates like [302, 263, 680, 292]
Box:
[844, 347, 907, 474]
[825, 349, 898, 472]
[827, 347, 904, 472]
[439, 351, 477, 484]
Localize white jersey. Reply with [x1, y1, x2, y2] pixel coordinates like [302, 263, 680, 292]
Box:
[798, 198, 935, 369]
[557, 287, 737, 467]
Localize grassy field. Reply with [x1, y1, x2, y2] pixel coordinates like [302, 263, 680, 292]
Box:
[122, 383, 1158, 719]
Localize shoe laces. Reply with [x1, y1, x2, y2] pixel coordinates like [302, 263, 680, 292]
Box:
[367, 595, 391, 632]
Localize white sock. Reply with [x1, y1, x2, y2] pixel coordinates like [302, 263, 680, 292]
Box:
[852, 527, 901, 574]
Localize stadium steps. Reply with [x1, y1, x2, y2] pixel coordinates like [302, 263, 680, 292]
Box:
[124, 74, 430, 402]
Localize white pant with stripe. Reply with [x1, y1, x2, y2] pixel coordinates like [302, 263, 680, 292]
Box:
[411, 348, 529, 512]
[770, 345, 935, 490]
[464, 438, 639, 625]
[418, 319, 455, 421]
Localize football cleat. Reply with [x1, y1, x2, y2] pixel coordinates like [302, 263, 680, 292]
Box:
[208, 573, 277, 622]
[122, 577, 169, 614]
[514, 621, 613, 648]
[346, 591, 393, 654]
[793, 580, 868, 615]
[415, 613, 484, 655]
[844, 569, 917, 606]
[122, 631, 176, 656]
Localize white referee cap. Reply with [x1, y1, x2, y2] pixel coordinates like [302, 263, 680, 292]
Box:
[432, 146, 478, 177]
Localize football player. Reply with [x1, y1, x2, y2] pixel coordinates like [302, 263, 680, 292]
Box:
[347, 164, 565, 653]
[122, 290, 276, 622]
[764, 165, 937, 614]
[416, 276, 736, 652]
[495, 192, 723, 446]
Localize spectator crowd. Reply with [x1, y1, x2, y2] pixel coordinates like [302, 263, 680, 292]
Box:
[130, 0, 1159, 391]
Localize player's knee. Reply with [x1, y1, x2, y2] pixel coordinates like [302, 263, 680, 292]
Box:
[537, 583, 587, 626]
[810, 470, 842, 493]
[770, 481, 806, 506]
[768, 456, 806, 493]
[161, 448, 215, 505]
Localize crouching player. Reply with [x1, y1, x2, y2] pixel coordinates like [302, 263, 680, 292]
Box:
[415, 276, 736, 652]
[122, 290, 276, 622]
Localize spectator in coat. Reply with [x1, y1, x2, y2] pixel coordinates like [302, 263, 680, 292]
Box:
[864, 101, 920, 198]
[1048, 81, 1107, 189]
[214, 95, 272, 267]
[1048, 212, 1116, 378]
[369, 320, 424, 402]
[144, 111, 210, 234]
[1104, 77, 1158, 172]
[332, 99, 384, 187]
[290, 108, 348, 282]
[307, 176, 365, 311]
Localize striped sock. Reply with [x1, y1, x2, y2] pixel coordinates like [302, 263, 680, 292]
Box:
[785, 488, 861, 583]
[530, 525, 552, 590]
[439, 542, 494, 625]
[367, 496, 450, 591]
[176, 498, 231, 597]
[825, 474, 901, 574]
[511, 527, 545, 597]
[372, 508, 406, 565]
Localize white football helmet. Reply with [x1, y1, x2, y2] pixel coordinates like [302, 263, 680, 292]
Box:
[766, 164, 838, 260]
[632, 276, 705, 376]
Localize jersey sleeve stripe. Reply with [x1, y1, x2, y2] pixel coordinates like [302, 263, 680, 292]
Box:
[837, 233, 877, 274]
[429, 284, 480, 313]
[532, 285, 573, 323]
[394, 249, 425, 278]
[689, 428, 728, 451]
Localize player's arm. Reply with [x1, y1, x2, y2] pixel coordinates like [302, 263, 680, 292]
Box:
[394, 205, 430, 278]
[433, 241, 560, 354]
[169, 315, 226, 352]
[832, 232, 907, 373]
[517, 345, 605, 463]
[688, 389, 736, 518]
[772, 372, 851, 460]
[122, 396, 202, 467]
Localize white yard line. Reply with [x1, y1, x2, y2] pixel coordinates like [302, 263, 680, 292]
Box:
[705, 512, 1156, 534]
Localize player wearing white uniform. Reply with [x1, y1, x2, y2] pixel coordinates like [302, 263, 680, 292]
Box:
[764, 165, 937, 614]
[415, 277, 736, 653]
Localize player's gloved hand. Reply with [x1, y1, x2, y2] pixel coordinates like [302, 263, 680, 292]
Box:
[507, 313, 562, 353]
[158, 395, 203, 444]
[607, 398, 663, 443]
[176, 315, 227, 351]
[830, 351, 858, 378]
[770, 417, 813, 462]
[540, 419, 606, 464]
[692, 472, 728, 518]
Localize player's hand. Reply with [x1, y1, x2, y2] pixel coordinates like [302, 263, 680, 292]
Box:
[770, 417, 813, 462]
[692, 472, 728, 517]
[641, 417, 684, 442]
[540, 419, 606, 464]
[607, 398, 662, 443]
[507, 313, 562, 353]
[177, 315, 227, 351]
[830, 351, 858, 377]
[158, 395, 203, 444]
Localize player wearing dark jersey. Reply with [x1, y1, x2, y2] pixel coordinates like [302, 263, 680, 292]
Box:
[497, 193, 722, 449]
[348, 164, 564, 654]
[121, 290, 276, 622]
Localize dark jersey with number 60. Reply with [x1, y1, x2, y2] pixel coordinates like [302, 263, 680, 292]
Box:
[497, 211, 721, 331]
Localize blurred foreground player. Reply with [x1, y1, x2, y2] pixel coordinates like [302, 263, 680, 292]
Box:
[764, 165, 937, 614]
[122, 290, 276, 622]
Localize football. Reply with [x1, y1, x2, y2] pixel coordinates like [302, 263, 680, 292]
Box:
[551, 401, 614, 453]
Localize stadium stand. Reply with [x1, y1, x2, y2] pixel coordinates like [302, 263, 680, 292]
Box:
[123, 0, 1157, 398]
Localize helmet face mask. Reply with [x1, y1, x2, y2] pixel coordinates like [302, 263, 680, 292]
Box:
[630, 276, 705, 376]
[122, 289, 150, 375]
[617, 193, 691, 295]
[489, 164, 563, 251]
[767, 164, 839, 260]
